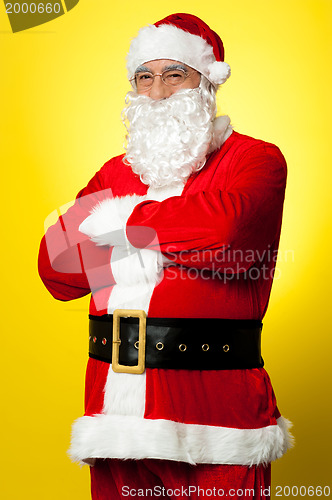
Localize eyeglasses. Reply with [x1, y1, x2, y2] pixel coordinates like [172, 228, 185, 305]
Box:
[130, 68, 196, 91]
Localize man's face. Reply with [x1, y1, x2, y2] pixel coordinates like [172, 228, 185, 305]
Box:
[123, 62, 214, 188]
[134, 59, 201, 100]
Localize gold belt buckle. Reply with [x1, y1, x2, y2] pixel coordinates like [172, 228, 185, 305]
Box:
[112, 309, 146, 374]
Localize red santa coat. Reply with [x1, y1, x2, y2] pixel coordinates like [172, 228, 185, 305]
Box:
[38, 120, 292, 467]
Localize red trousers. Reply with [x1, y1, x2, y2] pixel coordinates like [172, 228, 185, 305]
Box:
[90, 459, 271, 499]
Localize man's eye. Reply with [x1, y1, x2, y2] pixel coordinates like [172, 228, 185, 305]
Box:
[137, 73, 153, 81]
[164, 71, 186, 84]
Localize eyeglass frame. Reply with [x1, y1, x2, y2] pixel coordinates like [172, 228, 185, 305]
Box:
[129, 67, 198, 90]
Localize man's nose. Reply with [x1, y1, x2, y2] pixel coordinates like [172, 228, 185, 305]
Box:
[148, 75, 172, 100]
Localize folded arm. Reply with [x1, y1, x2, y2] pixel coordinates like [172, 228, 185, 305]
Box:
[126, 144, 287, 272]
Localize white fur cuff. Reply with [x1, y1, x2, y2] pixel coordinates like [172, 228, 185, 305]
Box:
[79, 195, 146, 246]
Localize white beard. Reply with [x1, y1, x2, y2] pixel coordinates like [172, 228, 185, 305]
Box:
[122, 87, 216, 188]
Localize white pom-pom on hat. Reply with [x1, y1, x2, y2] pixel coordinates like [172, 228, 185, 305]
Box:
[207, 61, 231, 85]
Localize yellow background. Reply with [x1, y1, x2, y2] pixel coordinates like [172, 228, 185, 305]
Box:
[1, 0, 331, 498]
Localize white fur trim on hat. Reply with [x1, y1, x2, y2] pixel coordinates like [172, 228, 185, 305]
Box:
[127, 24, 230, 87]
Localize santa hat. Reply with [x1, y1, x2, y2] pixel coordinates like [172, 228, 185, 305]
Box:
[127, 13, 231, 87]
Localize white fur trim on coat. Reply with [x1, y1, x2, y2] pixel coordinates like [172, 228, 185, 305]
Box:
[107, 281, 160, 313]
[147, 182, 185, 201]
[103, 368, 146, 417]
[107, 247, 164, 313]
[102, 183, 185, 457]
[111, 247, 163, 286]
[69, 415, 293, 467]
[127, 24, 231, 87]
[208, 116, 233, 154]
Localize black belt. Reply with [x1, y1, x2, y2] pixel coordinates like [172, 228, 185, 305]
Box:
[89, 309, 264, 373]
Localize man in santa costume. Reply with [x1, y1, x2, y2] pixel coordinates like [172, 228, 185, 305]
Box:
[38, 13, 292, 499]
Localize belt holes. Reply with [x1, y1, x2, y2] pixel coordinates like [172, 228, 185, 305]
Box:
[102, 338, 107, 345]
[156, 342, 164, 351]
[93, 336, 97, 343]
[223, 344, 230, 353]
[202, 344, 209, 352]
[179, 344, 187, 352]
[134, 341, 139, 349]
